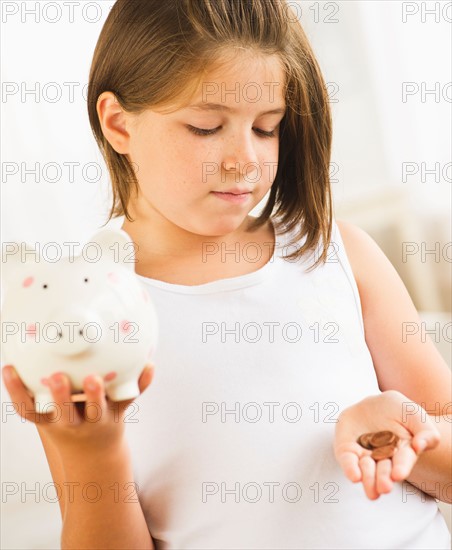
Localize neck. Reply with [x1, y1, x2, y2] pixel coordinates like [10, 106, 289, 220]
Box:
[120, 203, 258, 274]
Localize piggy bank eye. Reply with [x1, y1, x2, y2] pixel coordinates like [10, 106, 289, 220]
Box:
[43, 284, 48, 289]
[84, 278, 89, 283]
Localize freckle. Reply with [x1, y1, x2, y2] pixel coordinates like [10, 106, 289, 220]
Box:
[104, 371, 117, 382]
[26, 324, 37, 334]
[23, 277, 34, 288]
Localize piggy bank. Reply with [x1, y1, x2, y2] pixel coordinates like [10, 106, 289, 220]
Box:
[1, 229, 158, 412]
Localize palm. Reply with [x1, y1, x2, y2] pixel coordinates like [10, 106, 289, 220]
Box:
[333, 390, 440, 500]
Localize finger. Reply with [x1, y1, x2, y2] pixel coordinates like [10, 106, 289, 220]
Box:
[390, 442, 418, 481]
[359, 455, 379, 500]
[335, 449, 363, 483]
[115, 364, 155, 415]
[48, 373, 80, 425]
[333, 415, 371, 481]
[83, 375, 108, 423]
[401, 403, 441, 451]
[375, 459, 393, 494]
[411, 428, 441, 455]
[2, 365, 41, 423]
[108, 363, 154, 417]
[138, 364, 154, 394]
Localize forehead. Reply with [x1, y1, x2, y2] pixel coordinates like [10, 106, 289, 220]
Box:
[150, 51, 287, 117]
[204, 50, 285, 82]
[190, 52, 286, 110]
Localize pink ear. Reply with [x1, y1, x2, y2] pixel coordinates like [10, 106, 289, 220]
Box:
[120, 320, 132, 333]
[23, 277, 34, 288]
[108, 272, 119, 283]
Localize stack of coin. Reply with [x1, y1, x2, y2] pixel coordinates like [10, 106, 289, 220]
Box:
[356, 430, 399, 461]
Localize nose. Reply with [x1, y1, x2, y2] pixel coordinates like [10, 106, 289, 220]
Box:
[44, 307, 103, 356]
[222, 127, 260, 178]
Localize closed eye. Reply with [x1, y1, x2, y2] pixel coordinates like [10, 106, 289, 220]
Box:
[187, 125, 277, 138]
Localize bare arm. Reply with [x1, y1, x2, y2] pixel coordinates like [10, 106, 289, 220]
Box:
[37, 426, 155, 548]
[336, 220, 451, 502]
[3, 365, 156, 549]
[60, 440, 154, 550]
[405, 414, 452, 503]
[36, 427, 67, 520]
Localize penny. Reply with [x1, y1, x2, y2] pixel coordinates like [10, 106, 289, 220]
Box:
[371, 444, 396, 461]
[369, 431, 399, 448]
[357, 433, 375, 450]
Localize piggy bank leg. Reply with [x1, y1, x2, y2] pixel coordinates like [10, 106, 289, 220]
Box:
[106, 380, 140, 402]
[34, 391, 58, 414]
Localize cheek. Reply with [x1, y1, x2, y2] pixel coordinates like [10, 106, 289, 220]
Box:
[154, 144, 201, 186]
[261, 146, 279, 184]
[246, 156, 277, 191]
[170, 152, 212, 196]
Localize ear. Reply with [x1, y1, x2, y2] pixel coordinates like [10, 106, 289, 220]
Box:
[1, 242, 40, 286]
[96, 91, 131, 155]
[87, 229, 137, 271]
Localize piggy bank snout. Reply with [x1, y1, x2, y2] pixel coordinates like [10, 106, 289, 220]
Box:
[45, 308, 103, 357]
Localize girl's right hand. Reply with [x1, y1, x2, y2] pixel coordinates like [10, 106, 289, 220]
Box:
[1, 365, 154, 456]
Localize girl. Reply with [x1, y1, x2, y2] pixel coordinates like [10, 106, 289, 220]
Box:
[3, 0, 451, 548]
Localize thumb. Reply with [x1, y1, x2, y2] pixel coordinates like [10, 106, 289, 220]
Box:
[411, 428, 441, 455]
[115, 364, 155, 414]
[401, 401, 441, 454]
[138, 364, 155, 394]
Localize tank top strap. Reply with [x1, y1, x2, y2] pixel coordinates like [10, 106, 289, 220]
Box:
[330, 219, 365, 334]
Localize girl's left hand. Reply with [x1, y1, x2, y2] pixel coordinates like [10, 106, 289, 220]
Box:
[334, 390, 441, 500]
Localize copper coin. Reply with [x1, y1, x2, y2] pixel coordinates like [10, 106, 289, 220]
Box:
[371, 444, 396, 461]
[369, 430, 399, 448]
[357, 433, 375, 450]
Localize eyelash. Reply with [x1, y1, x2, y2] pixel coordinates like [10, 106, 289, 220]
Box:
[187, 125, 277, 139]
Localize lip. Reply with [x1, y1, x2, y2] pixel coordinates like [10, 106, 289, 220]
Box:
[217, 188, 252, 194]
[211, 191, 252, 204]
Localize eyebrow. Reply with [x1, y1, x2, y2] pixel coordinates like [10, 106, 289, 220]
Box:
[187, 103, 286, 116]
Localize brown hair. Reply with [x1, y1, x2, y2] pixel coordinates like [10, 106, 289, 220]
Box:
[87, 0, 333, 268]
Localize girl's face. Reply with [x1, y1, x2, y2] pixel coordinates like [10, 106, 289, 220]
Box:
[124, 52, 286, 237]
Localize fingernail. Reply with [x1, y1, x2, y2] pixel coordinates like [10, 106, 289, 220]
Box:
[417, 439, 427, 453]
[86, 377, 97, 391]
[51, 373, 65, 389]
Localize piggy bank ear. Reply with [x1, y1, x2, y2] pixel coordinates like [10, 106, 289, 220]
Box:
[88, 229, 137, 271]
[1, 241, 40, 285]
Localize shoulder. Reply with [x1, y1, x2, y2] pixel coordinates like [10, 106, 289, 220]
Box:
[334, 218, 412, 321]
[334, 219, 393, 292]
[335, 219, 370, 246]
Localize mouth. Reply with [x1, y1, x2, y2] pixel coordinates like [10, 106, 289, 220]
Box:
[211, 191, 252, 204]
[216, 191, 251, 196]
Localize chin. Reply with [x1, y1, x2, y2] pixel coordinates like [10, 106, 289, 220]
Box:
[188, 219, 247, 238]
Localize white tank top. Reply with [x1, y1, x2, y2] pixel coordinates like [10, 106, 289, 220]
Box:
[125, 218, 450, 549]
